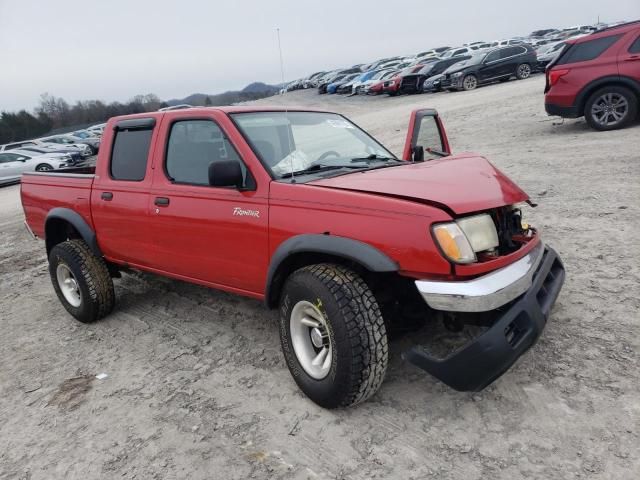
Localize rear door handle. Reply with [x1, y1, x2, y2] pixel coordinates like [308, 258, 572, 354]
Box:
[101, 192, 113, 201]
[625, 55, 640, 61]
[154, 197, 170, 206]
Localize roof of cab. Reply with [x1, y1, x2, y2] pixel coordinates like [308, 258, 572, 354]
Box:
[108, 106, 332, 124]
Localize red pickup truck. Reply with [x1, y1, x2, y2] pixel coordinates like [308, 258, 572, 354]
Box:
[21, 107, 565, 408]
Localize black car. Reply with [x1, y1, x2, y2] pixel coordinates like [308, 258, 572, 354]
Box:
[422, 73, 446, 93]
[440, 45, 537, 91]
[317, 74, 345, 94]
[401, 56, 472, 94]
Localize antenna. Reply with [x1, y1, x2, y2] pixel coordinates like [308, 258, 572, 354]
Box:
[276, 27, 296, 183]
[276, 28, 286, 92]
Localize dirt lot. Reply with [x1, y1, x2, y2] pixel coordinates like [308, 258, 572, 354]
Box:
[1, 76, 639, 480]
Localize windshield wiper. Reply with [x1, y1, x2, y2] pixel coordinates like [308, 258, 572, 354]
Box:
[350, 154, 399, 163]
[279, 163, 362, 179]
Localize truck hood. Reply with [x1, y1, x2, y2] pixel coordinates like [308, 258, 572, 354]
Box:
[309, 153, 529, 215]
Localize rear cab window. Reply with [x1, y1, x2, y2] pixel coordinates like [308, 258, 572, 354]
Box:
[556, 34, 622, 64]
[110, 119, 155, 181]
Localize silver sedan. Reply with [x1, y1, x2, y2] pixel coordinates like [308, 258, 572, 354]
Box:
[0, 150, 73, 185]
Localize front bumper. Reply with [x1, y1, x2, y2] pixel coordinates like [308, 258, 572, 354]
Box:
[416, 242, 545, 312]
[423, 80, 441, 92]
[405, 245, 565, 391]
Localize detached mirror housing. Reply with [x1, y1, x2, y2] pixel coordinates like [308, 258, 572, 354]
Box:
[412, 145, 425, 162]
[209, 160, 244, 188]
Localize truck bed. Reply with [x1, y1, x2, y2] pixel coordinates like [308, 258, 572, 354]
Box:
[21, 170, 96, 239]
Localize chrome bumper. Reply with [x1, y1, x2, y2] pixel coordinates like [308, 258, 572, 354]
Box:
[415, 242, 545, 312]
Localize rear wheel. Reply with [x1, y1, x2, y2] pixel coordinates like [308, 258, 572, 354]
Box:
[278, 264, 388, 408]
[516, 63, 531, 80]
[585, 86, 637, 131]
[49, 240, 115, 323]
[462, 74, 478, 91]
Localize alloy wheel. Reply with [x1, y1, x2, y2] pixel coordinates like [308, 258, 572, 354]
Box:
[518, 64, 531, 78]
[590, 93, 629, 127]
[463, 76, 477, 90]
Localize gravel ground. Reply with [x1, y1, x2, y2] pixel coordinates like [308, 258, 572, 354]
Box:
[1, 76, 639, 480]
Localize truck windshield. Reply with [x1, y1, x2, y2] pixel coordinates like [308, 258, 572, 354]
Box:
[231, 112, 398, 181]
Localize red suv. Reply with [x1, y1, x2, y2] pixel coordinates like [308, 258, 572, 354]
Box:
[545, 21, 640, 130]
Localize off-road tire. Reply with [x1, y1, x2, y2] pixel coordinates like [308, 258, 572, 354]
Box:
[516, 63, 531, 80]
[584, 86, 637, 131]
[279, 264, 388, 408]
[49, 240, 115, 323]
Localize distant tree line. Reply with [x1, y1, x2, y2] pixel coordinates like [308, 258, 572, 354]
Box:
[0, 92, 163, 144]
[1, 85, 279, 144]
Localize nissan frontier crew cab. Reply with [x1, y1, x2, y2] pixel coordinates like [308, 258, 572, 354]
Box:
[21, 107, 565, 408]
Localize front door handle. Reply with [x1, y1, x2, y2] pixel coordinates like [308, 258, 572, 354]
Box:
[154, 197, 170, 206]
[624, 55, 640, 62]
[101, 192, 113, 201]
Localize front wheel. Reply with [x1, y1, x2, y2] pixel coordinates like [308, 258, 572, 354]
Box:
[49, 240, 115, 323]
[36, 164, 53, 172]
[516, 63, 531, 80]
[585, 86, 637, 131]
[278, 264, 388, 408]
[462, 74, 478, 91]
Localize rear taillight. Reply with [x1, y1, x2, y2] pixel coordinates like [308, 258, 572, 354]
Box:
[548, 68, 570, 87]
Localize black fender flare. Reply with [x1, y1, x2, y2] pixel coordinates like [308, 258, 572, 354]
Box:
[265, 234, 398, 308]
[45, 207, 101, 257]
[575, 75, 640, 114]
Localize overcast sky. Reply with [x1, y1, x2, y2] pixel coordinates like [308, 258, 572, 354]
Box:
[0, 0, 638, 111]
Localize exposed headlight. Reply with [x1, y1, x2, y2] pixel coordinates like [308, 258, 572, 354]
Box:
[432, 214, 499, 264]
[433, 223, 476, 264]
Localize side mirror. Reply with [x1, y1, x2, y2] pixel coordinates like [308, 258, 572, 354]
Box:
[209, 160, 243, 188]
[412, 145, 424, 162]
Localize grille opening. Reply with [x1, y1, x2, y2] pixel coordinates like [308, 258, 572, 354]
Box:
[504, 312, 530, 348]
[537, 259, 564, 314]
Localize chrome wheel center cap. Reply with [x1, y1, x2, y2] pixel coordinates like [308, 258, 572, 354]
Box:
[310, 328, 324, 348]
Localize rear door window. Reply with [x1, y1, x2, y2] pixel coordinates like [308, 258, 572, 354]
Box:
[1, 153, 25, 162]
[110, 128, 153, 181]
[500, 47, 521, 59]
[629, 35, 640, 53]
[485, 50, 501, 62]
[557, 34, 622, 64]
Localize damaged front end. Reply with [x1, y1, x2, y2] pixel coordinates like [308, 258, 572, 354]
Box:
[404, 206, 566, 391]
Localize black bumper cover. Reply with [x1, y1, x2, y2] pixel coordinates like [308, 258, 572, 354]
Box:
[404, 246, 565, 392]
[545, 103, 580, 118]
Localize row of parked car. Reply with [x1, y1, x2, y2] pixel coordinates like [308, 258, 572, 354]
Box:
[284, 22, 628, 99]
[0, 123, 106, 184]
